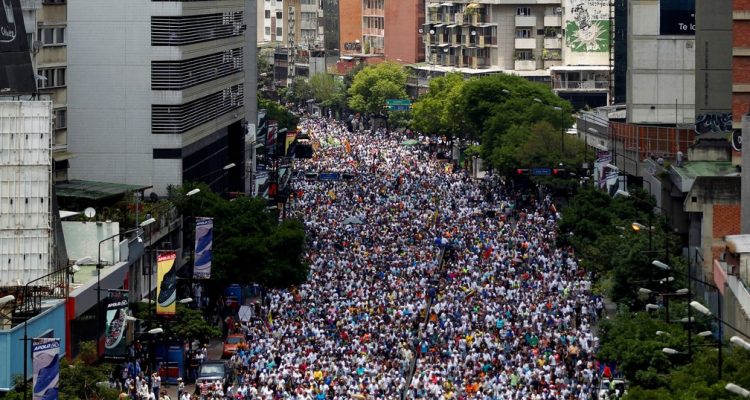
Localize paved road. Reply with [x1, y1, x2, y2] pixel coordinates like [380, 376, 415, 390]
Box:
[160, 338, 223, 398]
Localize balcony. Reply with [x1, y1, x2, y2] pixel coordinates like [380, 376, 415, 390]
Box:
[515, 38, 536, 49]
[469, 57, 489, 69]
[363, 28, 384, 37]
[544, 38, 562, 49]
[544, 15, 562, 26]
[515, 59, 536, 71]
[363, 8, 384, 17]
[515, 15, 536, 27]
[553, 80, 609, 90]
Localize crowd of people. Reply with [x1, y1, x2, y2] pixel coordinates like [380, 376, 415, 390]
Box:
[204, 116, 604, 400]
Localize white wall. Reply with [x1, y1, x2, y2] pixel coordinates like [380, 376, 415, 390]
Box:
[61, 220, 120, 265]
[627, 0, 695, 125]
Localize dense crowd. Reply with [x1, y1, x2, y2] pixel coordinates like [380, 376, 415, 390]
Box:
[209, 116, 605, 400]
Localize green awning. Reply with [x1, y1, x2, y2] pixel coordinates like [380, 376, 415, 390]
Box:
[401, 139, 420, 146]
[56, 180, 152, 200]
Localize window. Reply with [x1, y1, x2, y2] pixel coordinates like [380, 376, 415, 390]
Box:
[265, 27, 271, 35]
[276, 27, 283, 37]
[37, 27, 65, 45]
[265, 10, 270, 18]
[515, 29, 531, 38]
[515, 50, 533, 60]
[38, 68, 65, 88]
[54, 109, 66, 130]
[276, 11, 283, 19]
[301, 0, 315, 4]
[517, 7, 531, 16]
[42, 0, 65, 3]
[153, 148, 181, 159]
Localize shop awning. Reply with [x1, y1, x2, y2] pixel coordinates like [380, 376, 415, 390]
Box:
[56, 180, 153, 201]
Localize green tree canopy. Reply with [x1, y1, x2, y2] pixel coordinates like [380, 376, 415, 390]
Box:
[347, 62, 408, 114]
[410, 73, 466, 137]
[172, 183, 308, 288]
[287, 77, 314, 104]
[309, 73, 346, 109]
[258, 97, 300, 130]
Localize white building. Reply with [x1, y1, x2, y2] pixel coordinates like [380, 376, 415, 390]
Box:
[0, 100, 53, 286]
[67, 0, 257, 195]
[626, 0, 695, 125]
[421, 0, 611, 107]
[259, 0, 324, 48]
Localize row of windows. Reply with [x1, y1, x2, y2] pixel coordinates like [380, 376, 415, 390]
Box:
[151, 12, 244, 46]
[38, 68, 65, 88]
[265, 27, 283, 37]
[151, 48, 243, 90]
[37, 27, 65, 46]
[151, 84, 244, 135]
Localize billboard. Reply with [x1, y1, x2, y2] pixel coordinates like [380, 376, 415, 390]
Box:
[156, 251, 177, 316]
[660, 0, 695, 35]
[565, 0, 610, 52]
[32, 338, 60, 400]
[104, 290, 130, 360]
[0, 0, 36, 93]
[193, 218, 213, 279]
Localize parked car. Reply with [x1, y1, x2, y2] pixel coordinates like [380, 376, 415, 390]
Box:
[222, 334, 246, 358]
[195, 361, 231, 389]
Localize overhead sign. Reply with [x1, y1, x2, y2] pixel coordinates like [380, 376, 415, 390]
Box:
[386, 99, 411, 106]
[531, 167, 552, 176]
[0, 0, 36, 94]
[318, 172, 341, 181]
[660, 0, 695, 35]
[387, 105, 411, 111]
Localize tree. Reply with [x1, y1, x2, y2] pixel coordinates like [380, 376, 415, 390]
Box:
[309, 73, 346, 110]
[57, 341, 119, 400]
[173, 184, 308, 289]
[287, 77, 314, 104]
[411, 73, 466, 137]
[258, 97, 300, 130]
[347, 62, 408, 114]
[133, 302, 220, 345]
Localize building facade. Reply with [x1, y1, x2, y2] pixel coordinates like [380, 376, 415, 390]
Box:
[626, 0, 696, 125]
[67, 0, 257, 195]
[340, 0, 363, 55]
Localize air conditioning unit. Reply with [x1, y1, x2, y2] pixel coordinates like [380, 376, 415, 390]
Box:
[32, 41, 42, 54]
[555, 7, 562, 14]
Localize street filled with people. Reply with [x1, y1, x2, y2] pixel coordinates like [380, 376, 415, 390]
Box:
[208, 116, 604, 399]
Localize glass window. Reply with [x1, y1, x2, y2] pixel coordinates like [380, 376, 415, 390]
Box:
[265, 10, 271, 18]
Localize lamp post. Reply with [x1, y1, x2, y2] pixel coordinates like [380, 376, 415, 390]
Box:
[96, 221, 154, 358]
[533, 98, 566, 156]
[726, 383, 750, 398]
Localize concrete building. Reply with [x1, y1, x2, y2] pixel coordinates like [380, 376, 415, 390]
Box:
[67, 0, 257, 196]
[340, 0, 363, 55]
[259, 0, 324, 48]
[384, 0, 424, 63]
[738, 0, 750, 234]
[626, 0, 696, 125]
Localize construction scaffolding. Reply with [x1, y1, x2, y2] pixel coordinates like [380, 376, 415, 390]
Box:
[609, 121, 696, 162]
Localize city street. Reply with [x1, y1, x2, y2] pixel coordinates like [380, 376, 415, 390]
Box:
[219, 117, 602, 398]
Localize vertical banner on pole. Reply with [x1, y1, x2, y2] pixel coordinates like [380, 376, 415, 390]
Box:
[104, 290, 130, 360]
[193, 217, 213, 279]
[156, 251, 177, 316]
[32, 338, 60, 400]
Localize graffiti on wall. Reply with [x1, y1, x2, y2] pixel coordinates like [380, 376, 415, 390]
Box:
[694, 112, 732, 134]
[565, 0, 610, 52]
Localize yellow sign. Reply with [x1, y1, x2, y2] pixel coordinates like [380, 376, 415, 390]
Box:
[156, 251, 177, 316]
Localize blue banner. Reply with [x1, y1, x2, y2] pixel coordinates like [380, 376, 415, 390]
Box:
[32, 338, 60, 400]
[193, 217, 213, 279]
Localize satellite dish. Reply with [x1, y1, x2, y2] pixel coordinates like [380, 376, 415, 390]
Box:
[732, 129, 742, 152]
[84, 207, 96, 219]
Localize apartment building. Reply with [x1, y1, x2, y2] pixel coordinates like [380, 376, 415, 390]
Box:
[259, 0, 324, 47]
[67, 0, 257, 196]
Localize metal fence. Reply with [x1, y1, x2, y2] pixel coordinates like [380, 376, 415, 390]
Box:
[609, 121, 695, 161]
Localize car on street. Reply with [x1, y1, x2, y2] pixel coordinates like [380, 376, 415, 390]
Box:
[222, 334, 246, 358]
[195, 361, 231, 389]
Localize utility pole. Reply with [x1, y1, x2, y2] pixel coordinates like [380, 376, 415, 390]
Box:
[287, 0, 298, 86]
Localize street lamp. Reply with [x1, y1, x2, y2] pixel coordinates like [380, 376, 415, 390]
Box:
[730, 336, 750, 351]
[70, 256, 92, 283]
[186, 188, 201, 197]
[662, 347, 682, 355]
[96, 223, 152, 357]
[656, 330, 671, 336]
[0, 294, 14, 306]
[726, 383, 750, 398]
[178, 297, 193, 304]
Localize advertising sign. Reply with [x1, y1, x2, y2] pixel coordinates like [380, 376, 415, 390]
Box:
[565, 0, 610, 52]
[0, 0, 36, 93]
[32, 338, 60, 400]
[266, 121, 279, 156]
[660, 0, 695, 35]
[193, 218, 213, 279]
[156, 251, 177, 316]
[104, 290, 130, 360]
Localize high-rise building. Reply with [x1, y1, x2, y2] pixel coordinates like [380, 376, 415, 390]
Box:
[67, 0, 257, 196]
[259, 0, 324, 47]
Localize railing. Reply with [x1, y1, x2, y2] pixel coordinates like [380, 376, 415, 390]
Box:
[553, 80, 609, 90]
[362, 28, 384, 36]
[362, 7, 384, 16]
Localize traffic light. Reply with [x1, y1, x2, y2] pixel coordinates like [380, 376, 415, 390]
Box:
[516, 169, 530, 175]
[552, 168, 566, 177]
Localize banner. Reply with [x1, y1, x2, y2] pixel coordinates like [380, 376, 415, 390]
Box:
[32, 338, 60, 400]
[193, 218, 213, 279]
[565, 0, 610, 52]
[0, 0, 36, 94]
[104, 290, 130, 360]
[156, 251, 177, 316]
[285, 130, 297, 156]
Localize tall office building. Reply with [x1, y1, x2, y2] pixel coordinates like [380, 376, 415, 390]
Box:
[67, 0, 257, 195]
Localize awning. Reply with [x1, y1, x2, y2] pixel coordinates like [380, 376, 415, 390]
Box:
[52, 150, 76, 161]
[440, 2, 455, 6]
[726, 235, 750, 254]
[56, 180, 153, 201]
[446, 24, 457, 28]
[433, 24, 445, 28]
[427, 3, 440, 7]
[438, 43, 450, 47]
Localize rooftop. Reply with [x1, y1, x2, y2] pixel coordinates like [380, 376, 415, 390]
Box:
[56, 180, 152, 201]
[671, 161, 736, 178]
